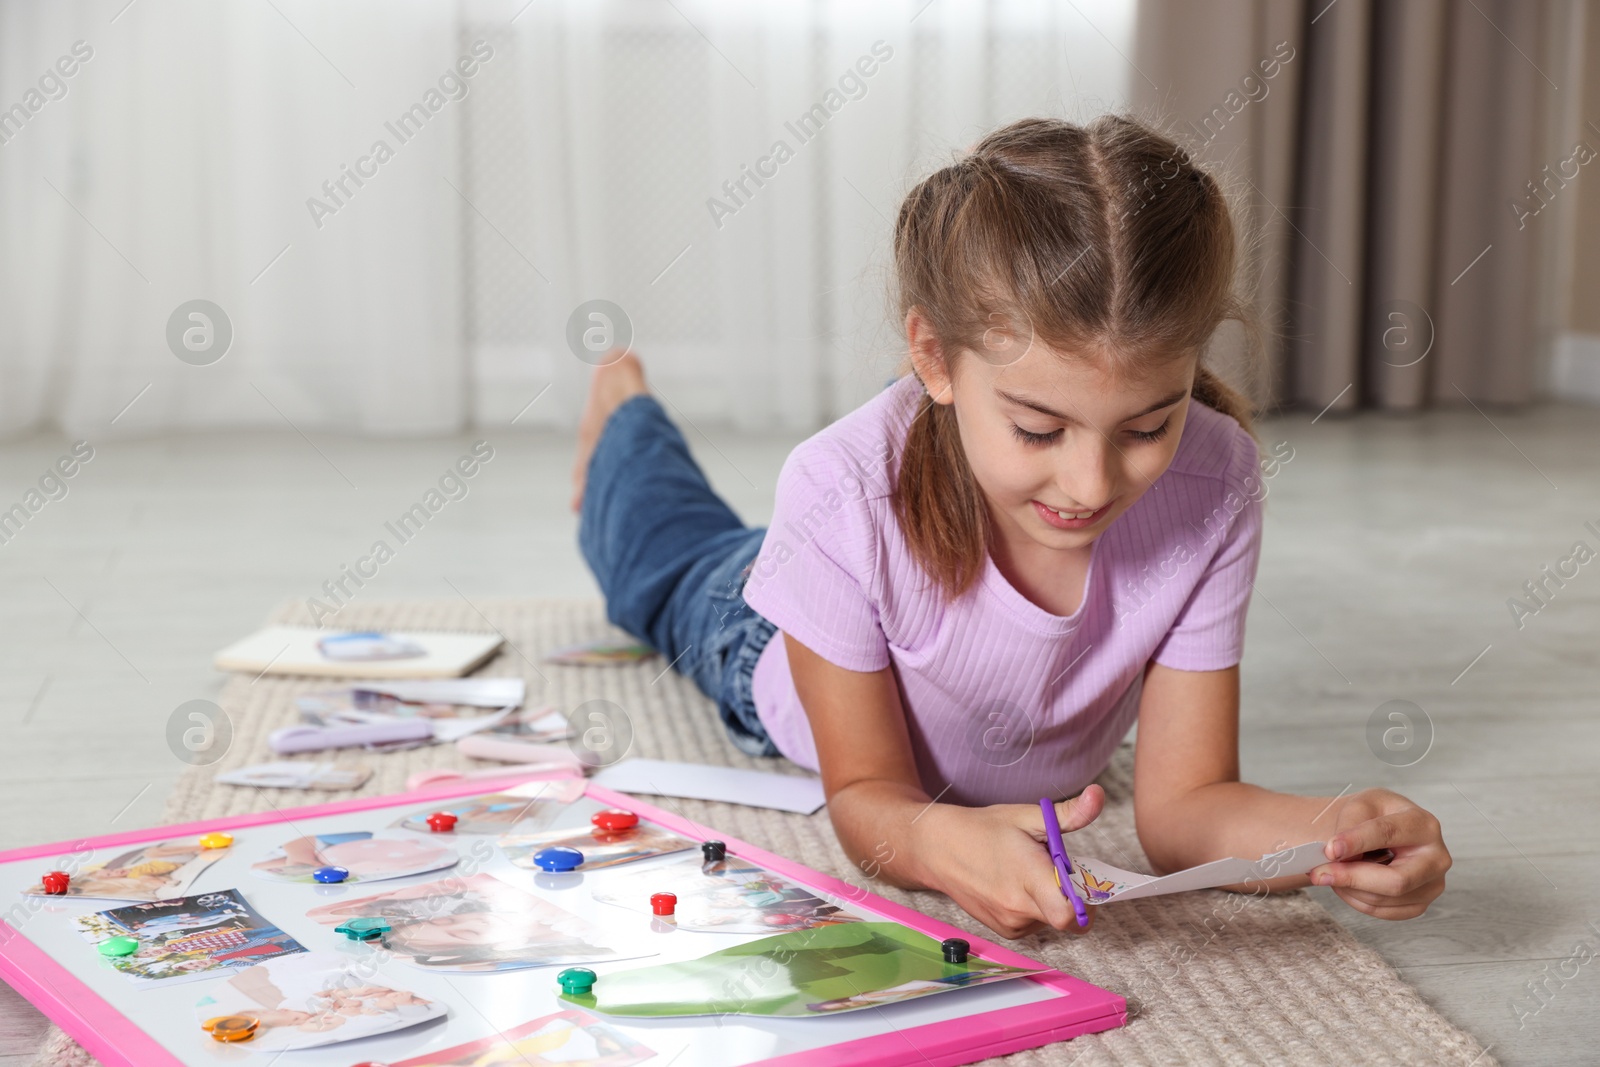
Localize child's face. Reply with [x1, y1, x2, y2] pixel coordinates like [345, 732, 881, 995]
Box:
[942, 337, 1194, 553]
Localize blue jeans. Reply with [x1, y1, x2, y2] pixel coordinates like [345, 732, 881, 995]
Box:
[577, 395, 780, 757]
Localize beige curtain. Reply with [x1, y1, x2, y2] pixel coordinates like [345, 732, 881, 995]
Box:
[1134, 0, 1580, 414]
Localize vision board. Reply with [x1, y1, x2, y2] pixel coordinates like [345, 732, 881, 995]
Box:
[0, 775, 1126, 1066]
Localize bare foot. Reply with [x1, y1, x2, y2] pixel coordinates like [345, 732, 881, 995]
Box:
[572, 349, 648, 511]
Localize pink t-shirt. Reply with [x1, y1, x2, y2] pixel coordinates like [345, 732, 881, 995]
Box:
[742, 374, 1265, 807]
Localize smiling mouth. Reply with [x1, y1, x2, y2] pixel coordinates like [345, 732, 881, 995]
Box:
[1032, 499, 1111, 529]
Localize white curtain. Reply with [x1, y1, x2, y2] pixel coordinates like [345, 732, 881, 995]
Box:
[474, 0, 1136, 431]
[0, 0, 464, 437]
[0, 0, 1134, 438]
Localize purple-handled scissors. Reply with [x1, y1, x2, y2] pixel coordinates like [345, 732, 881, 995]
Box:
[1039, 797, 1090, 929]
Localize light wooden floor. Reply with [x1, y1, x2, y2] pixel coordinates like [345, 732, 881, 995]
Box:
[1, 402, 1597, 1064]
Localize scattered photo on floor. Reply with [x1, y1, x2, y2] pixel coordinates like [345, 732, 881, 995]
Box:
[591, 855, 863, 933]
[75, 889, 306, 986]
[389, 1008, 654, 1066]
[304, 874, 642, 973]
[192, 951, 446, 1052]
[317, 632, 428, 661]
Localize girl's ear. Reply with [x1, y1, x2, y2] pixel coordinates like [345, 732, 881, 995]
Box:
[905, 307, 955, 406]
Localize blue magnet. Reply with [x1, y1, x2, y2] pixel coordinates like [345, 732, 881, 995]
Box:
[532, 846, 584, 872]
[312, 866, 350, 884]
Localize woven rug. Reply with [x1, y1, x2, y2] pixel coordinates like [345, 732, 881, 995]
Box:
[34, 599, 1494, 1067]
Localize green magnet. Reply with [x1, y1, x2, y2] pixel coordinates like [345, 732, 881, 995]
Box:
[99, 936, 139, 958]
[334, 917, 392, 942]
[557, 967, 597, 995]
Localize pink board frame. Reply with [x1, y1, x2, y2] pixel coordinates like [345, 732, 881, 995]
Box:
[0, 774, 1125, 1067]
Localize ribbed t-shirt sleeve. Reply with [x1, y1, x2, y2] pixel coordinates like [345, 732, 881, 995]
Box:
[1151, 427, 1265, 671]
[741, 440, 891, 674]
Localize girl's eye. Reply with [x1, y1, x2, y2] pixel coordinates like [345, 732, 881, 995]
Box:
[1010, 424, 1062, 446]
[1128, 418, 1171, 443]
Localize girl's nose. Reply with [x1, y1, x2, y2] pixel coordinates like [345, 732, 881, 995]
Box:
[1058, 437, 1116, 510]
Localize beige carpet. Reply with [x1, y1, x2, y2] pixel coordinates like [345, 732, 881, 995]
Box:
[34, 599, 1495, 1067]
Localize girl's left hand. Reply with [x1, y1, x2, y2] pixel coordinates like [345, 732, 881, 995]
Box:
[1309, 788, 1450, 920]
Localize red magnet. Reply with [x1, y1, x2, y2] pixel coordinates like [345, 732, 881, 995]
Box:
[592, 808, 639, 831]
[40, 871, 70, 895]
[650, 892, 677, 916]
[425, 812, 458, 833]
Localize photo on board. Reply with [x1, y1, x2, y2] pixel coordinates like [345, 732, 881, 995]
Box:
[566, 922, 1042, 1019]
[193, 951, 447, 1051]
[388, 1008, 654, 1066]
[250, 831, 458, 884]
[304, 873, 647, 973]
[591, 855, 863, 934]
[394, 781, 585, 835]
[75, 889, 307, 986]
[23, 840, 227, 902]
[500, 823, 694, 872]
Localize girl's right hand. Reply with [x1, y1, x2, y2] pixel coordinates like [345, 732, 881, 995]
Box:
[913, 785, 1106, 939]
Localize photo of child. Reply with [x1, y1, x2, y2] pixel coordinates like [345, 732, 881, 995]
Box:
[389, 1008, 654, 1066]
[591, 856, 862, 934]
[500, 823, 694, 872]
[24, 841, 227, 902]
[74, 890, 306, 986]
[250, 831, 458, 884]
[568, 922, 1039, 1019]
[395, 781, 585, 835]
[193, 951, 447, 1052]
[316, 632, 427, 661]
[304, 874, 639, 973]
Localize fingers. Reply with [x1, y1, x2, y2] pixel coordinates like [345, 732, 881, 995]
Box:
[1326, 805, 1440, 862]
[968, 848, 1097, 939]
[1056, 784, 1106, 833]
[1332, 877, 1445, 913]
[1332, 878, 1444, 920]
[1315, 844, 1450, 893]
[1027, 875, 1091, 934]
[1312, 840, 1450, 919]
[1017, 785, 1106, 836]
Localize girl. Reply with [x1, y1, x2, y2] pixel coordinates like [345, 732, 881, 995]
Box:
[573, 115, 1450, 939]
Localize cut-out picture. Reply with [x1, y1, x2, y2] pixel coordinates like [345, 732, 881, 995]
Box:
[543, 639, 657, 666]
[395, 780, 585, 835]
[389, 1008, 653, 1066]
[24, 841, 227, 902]
[1073, 866, 1123, 903]
[566, 922, 1041, 1019]
[502, 707, 575, 742]
[305, 874, 640, 973]
[297, 694, 502, 726]
[1066, 842, 1328, 905]
[193, 951, 446, 1052]
[251, 832, 458, 885]
[500, 823, 694, 872]
[75, 890, 306, 986]
[317, 632, 427, 661]
[591, 855, 863, 934]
